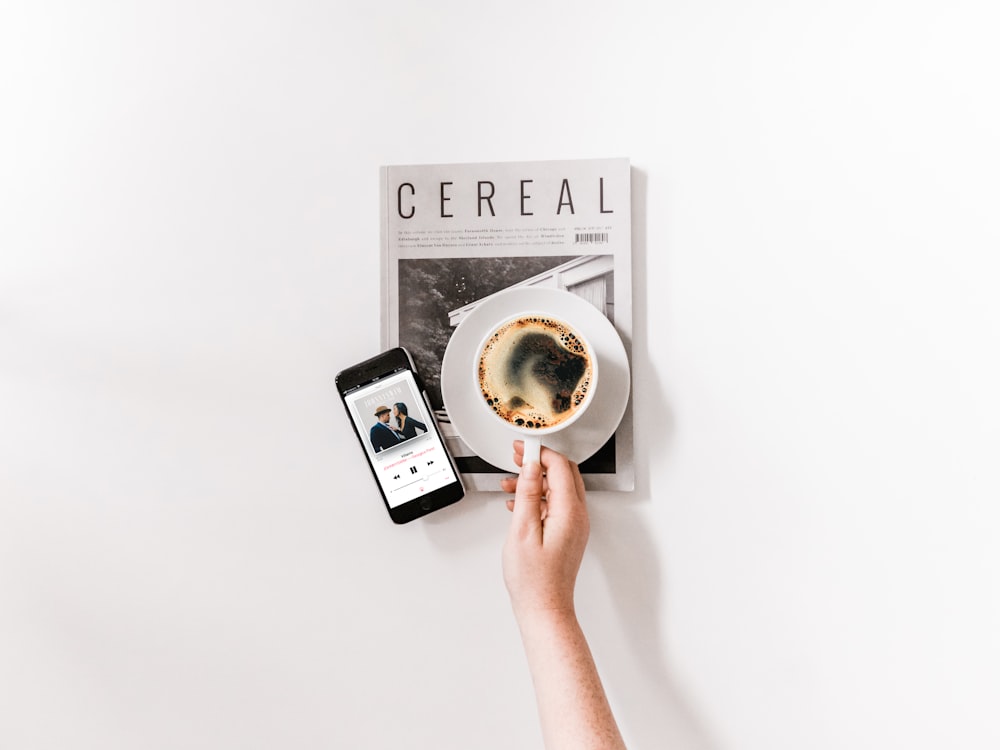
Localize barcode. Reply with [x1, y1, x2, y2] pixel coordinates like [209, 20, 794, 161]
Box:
[574, 232, 609, 244]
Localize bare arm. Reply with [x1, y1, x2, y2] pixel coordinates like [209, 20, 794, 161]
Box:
[500, 442, 626, 750]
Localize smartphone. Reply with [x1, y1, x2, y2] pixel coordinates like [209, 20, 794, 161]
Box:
[336, 347, 465, 523]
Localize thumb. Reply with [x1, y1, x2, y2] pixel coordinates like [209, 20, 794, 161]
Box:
[511, 460, 544, 538]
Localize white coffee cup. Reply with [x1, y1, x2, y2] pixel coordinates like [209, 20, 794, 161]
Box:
[474, 312, 598, 467]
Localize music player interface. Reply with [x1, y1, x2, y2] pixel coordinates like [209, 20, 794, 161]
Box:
[345, 369, 459, 508]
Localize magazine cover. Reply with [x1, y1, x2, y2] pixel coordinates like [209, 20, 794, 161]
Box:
[380, 157, 633, 491]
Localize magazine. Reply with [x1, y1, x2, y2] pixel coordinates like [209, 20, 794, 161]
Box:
[380, 157, 633, 491]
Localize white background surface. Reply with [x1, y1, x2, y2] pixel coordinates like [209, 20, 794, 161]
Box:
[2, 2, 998, 748]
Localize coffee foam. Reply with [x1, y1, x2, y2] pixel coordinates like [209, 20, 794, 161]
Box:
[478, 315, 594, 430]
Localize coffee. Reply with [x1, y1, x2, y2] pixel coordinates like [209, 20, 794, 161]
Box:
[477, 315, 595, 430]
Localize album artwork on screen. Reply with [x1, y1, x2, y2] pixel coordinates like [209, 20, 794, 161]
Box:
[379, 157, 634, 491]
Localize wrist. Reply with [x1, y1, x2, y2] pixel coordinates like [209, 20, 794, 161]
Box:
[513, 604, 579, 634]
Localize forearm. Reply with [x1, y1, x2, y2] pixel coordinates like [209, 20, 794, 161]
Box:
[515, 609, 626, 750]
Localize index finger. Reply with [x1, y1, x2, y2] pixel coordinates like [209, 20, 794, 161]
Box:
[538, 446, 585, 511]
[510, 458, 545, 539]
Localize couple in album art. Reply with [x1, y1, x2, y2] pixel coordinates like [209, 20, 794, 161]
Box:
[369, 402, 428, 453]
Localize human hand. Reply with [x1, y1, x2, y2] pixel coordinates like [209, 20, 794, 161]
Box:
[500, 440, 590, 620]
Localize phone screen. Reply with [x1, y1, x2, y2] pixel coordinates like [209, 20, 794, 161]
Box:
[341, 367, 460, 508]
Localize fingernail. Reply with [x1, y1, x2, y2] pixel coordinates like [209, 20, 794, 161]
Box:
[522, 461, 541, 480]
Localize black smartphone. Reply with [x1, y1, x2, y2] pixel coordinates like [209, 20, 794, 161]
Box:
[336, 347, 465, 523]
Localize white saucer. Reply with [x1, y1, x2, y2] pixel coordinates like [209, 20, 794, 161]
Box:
[440, 287, 631, 474]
